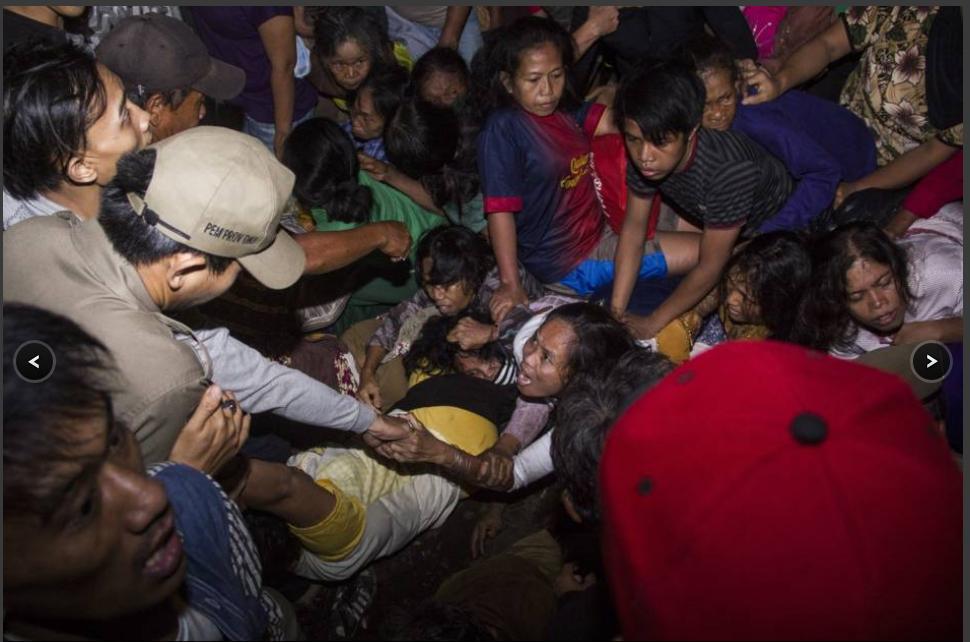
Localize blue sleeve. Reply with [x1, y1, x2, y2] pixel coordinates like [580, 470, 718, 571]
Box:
[478, 111, 526, 214]
[734, 105, 841, 233]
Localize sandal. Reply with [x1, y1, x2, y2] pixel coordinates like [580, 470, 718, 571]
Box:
[327, 567, 377, 640]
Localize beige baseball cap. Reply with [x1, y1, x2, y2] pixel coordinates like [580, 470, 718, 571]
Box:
[127, 126, 305, 290]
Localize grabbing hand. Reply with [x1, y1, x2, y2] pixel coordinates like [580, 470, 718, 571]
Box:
[365, 412, 413, 442]
[489, 282, 528, 324]
[447, 317, 498, 351]
[169, 386, 251, 475]
[377, 221, 412, 262]
[622, 311, 664, 341]
[358, 152, 390, 181]
[373, 414, 448, 465]
[585, 5, 620, 38]
[357, 375, 383, 411]
[476, 450, 514, 491]
[740, 64, 780, 105]
[833, 181, 858, 210]
[470, 503, 505, 559]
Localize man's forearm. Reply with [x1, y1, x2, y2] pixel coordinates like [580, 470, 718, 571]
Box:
[853, 139, 959, 193]
[488, 212, 522, 287]
[269, 66, 296, 134]
[296, 225, 386, 274]
[649, 262, 721, 330]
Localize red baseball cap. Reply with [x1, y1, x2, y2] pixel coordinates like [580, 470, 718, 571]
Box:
[601, 341, 962, 641]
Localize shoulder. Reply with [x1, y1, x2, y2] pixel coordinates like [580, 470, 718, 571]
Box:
[482, 107, 526, 135]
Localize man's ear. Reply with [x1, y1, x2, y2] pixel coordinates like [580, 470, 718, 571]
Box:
[165, 252, 208, 292]
[561, 490, 584, 524]
[499, 70, 513, 95]
[144, 93, 167, 127]
[65, 155, 98, 186]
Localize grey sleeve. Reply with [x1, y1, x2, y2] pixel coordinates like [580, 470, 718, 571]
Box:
[195, 327, 376, 434]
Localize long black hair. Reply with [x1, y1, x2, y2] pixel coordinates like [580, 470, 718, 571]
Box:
[385, 97, 480, 213]
[403, 310, 505, 378]
[793, 222, 912, 351]
[312, 7, 397, 69]
[543, 302, 640, 396]
[410, 46, 470, 104]
[415, 225, 494, 296]
[281, 117, 372, 224]
[469, 15, 579, 121]
[723, 231, 811, 341]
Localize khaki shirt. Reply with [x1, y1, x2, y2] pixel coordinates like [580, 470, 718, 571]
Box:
[3, 213, 210, 463]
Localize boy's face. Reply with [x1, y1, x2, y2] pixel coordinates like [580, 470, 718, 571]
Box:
[351, 87, 384, 141]
[3, 412, 186, 621]
[325, 38, 371, 93]
[622, 119, 696, 182]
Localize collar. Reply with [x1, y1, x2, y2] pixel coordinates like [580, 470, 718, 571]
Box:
[70, 215, 161, 314]
[678, 130, 701, 174]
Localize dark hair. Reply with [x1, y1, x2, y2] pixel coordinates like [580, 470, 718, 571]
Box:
[552, 348, 673, 522]
[281, 117, 373, 224]
[682, 32, 739, 84]
[794, 222, 913, 351]
[469, 16, 579, 119]
[723, 232, 812, 341]
[98, 148, 233, 274]
[353, 63, 409, 127]
[3, 40, 107, 200]
[383, 600, 494, 641]
[313, 7, 396, 68]
[411, 46, 470, 98]
[3, 303, 117, 522]
[614, 58, 705, 145]
[385, 98, 481, 211]
[403, 311, 506, 378]
[125, 85, 189, 111]
[415, 225, 494, 293]
[544, 302, 639, 391]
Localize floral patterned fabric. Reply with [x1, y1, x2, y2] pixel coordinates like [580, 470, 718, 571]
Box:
[841, 6, 963, 166]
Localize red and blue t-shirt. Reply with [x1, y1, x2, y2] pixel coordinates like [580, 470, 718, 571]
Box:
[478, 103, 606, 284]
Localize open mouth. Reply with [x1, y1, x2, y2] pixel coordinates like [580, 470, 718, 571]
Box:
[143, 513, 183, 580]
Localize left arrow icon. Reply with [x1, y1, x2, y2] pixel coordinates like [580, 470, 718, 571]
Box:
[28, 355, 40, 368]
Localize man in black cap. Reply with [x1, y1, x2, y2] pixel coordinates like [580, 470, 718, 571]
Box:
[96, 13, 246, 142]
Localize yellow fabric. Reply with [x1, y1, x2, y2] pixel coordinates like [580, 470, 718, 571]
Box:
[655, 311, 704, 364]
[288, 478, 366, 562]
[719, 307, 771, 342]
[413, 406, 498, 457]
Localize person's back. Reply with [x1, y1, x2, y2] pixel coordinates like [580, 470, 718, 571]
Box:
[3, 214, 207, 462]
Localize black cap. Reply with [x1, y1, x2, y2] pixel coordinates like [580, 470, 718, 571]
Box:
[96, 14, 245, 101]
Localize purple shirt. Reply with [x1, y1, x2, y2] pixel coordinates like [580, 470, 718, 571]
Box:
[190, 6, 316, 124]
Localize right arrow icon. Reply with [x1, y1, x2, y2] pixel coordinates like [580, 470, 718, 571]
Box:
[926, 354, 938, 369]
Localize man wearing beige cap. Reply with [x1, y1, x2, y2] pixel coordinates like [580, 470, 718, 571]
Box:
[4, 127, 409, 465]
[96, 13, 246, 143]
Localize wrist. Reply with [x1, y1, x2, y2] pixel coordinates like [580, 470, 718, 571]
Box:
[489, 324, 499, 342]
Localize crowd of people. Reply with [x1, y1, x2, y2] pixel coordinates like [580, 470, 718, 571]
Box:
[2, 4, 963, 641]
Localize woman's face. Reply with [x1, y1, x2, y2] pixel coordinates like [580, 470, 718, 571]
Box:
[517, 317, 576, 398]
[502, 41, 565, 117]
[844, 258, 905, 334]
[699, 68, 739, 131]
[421, 258, 475, 316]
[723, 268, 761, 325]
[325, 38, 372, 92]
[420, 70, 467, 108]
[350, 87, 384, 141]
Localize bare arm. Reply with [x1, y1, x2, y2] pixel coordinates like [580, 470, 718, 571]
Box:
[358, 153, 445, 216]
[439, 6, 472, 49]
[838, 138, 959, 206]
[486, 211, 528, 322]
[610, 191, 650, 316]
[259, 15, 299, 158]
[295, 222, 411, 274]
[743, 18, 852, 104]
[629, 227, 740, 340]
[571, 6, 619, 60]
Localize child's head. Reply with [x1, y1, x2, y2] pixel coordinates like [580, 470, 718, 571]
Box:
[552, 348, 673, 523]
[722, 232, 811, 340]
[614, 59, 705, 182]
[411, 46, 470, 108]
[471, 16, 577, 118]
[683, 33, 740, 131]
[349, 64, 409, 142]
[415, 226, 494, 316]
[385, 98, 480, 210]
[282, 117, 372, 224]
[403, 311, 507, 382]
[313, 7, 395, 93]
[799, 222, 912, 351]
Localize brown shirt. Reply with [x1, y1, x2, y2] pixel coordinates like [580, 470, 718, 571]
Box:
[3, 213, 210, 463]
